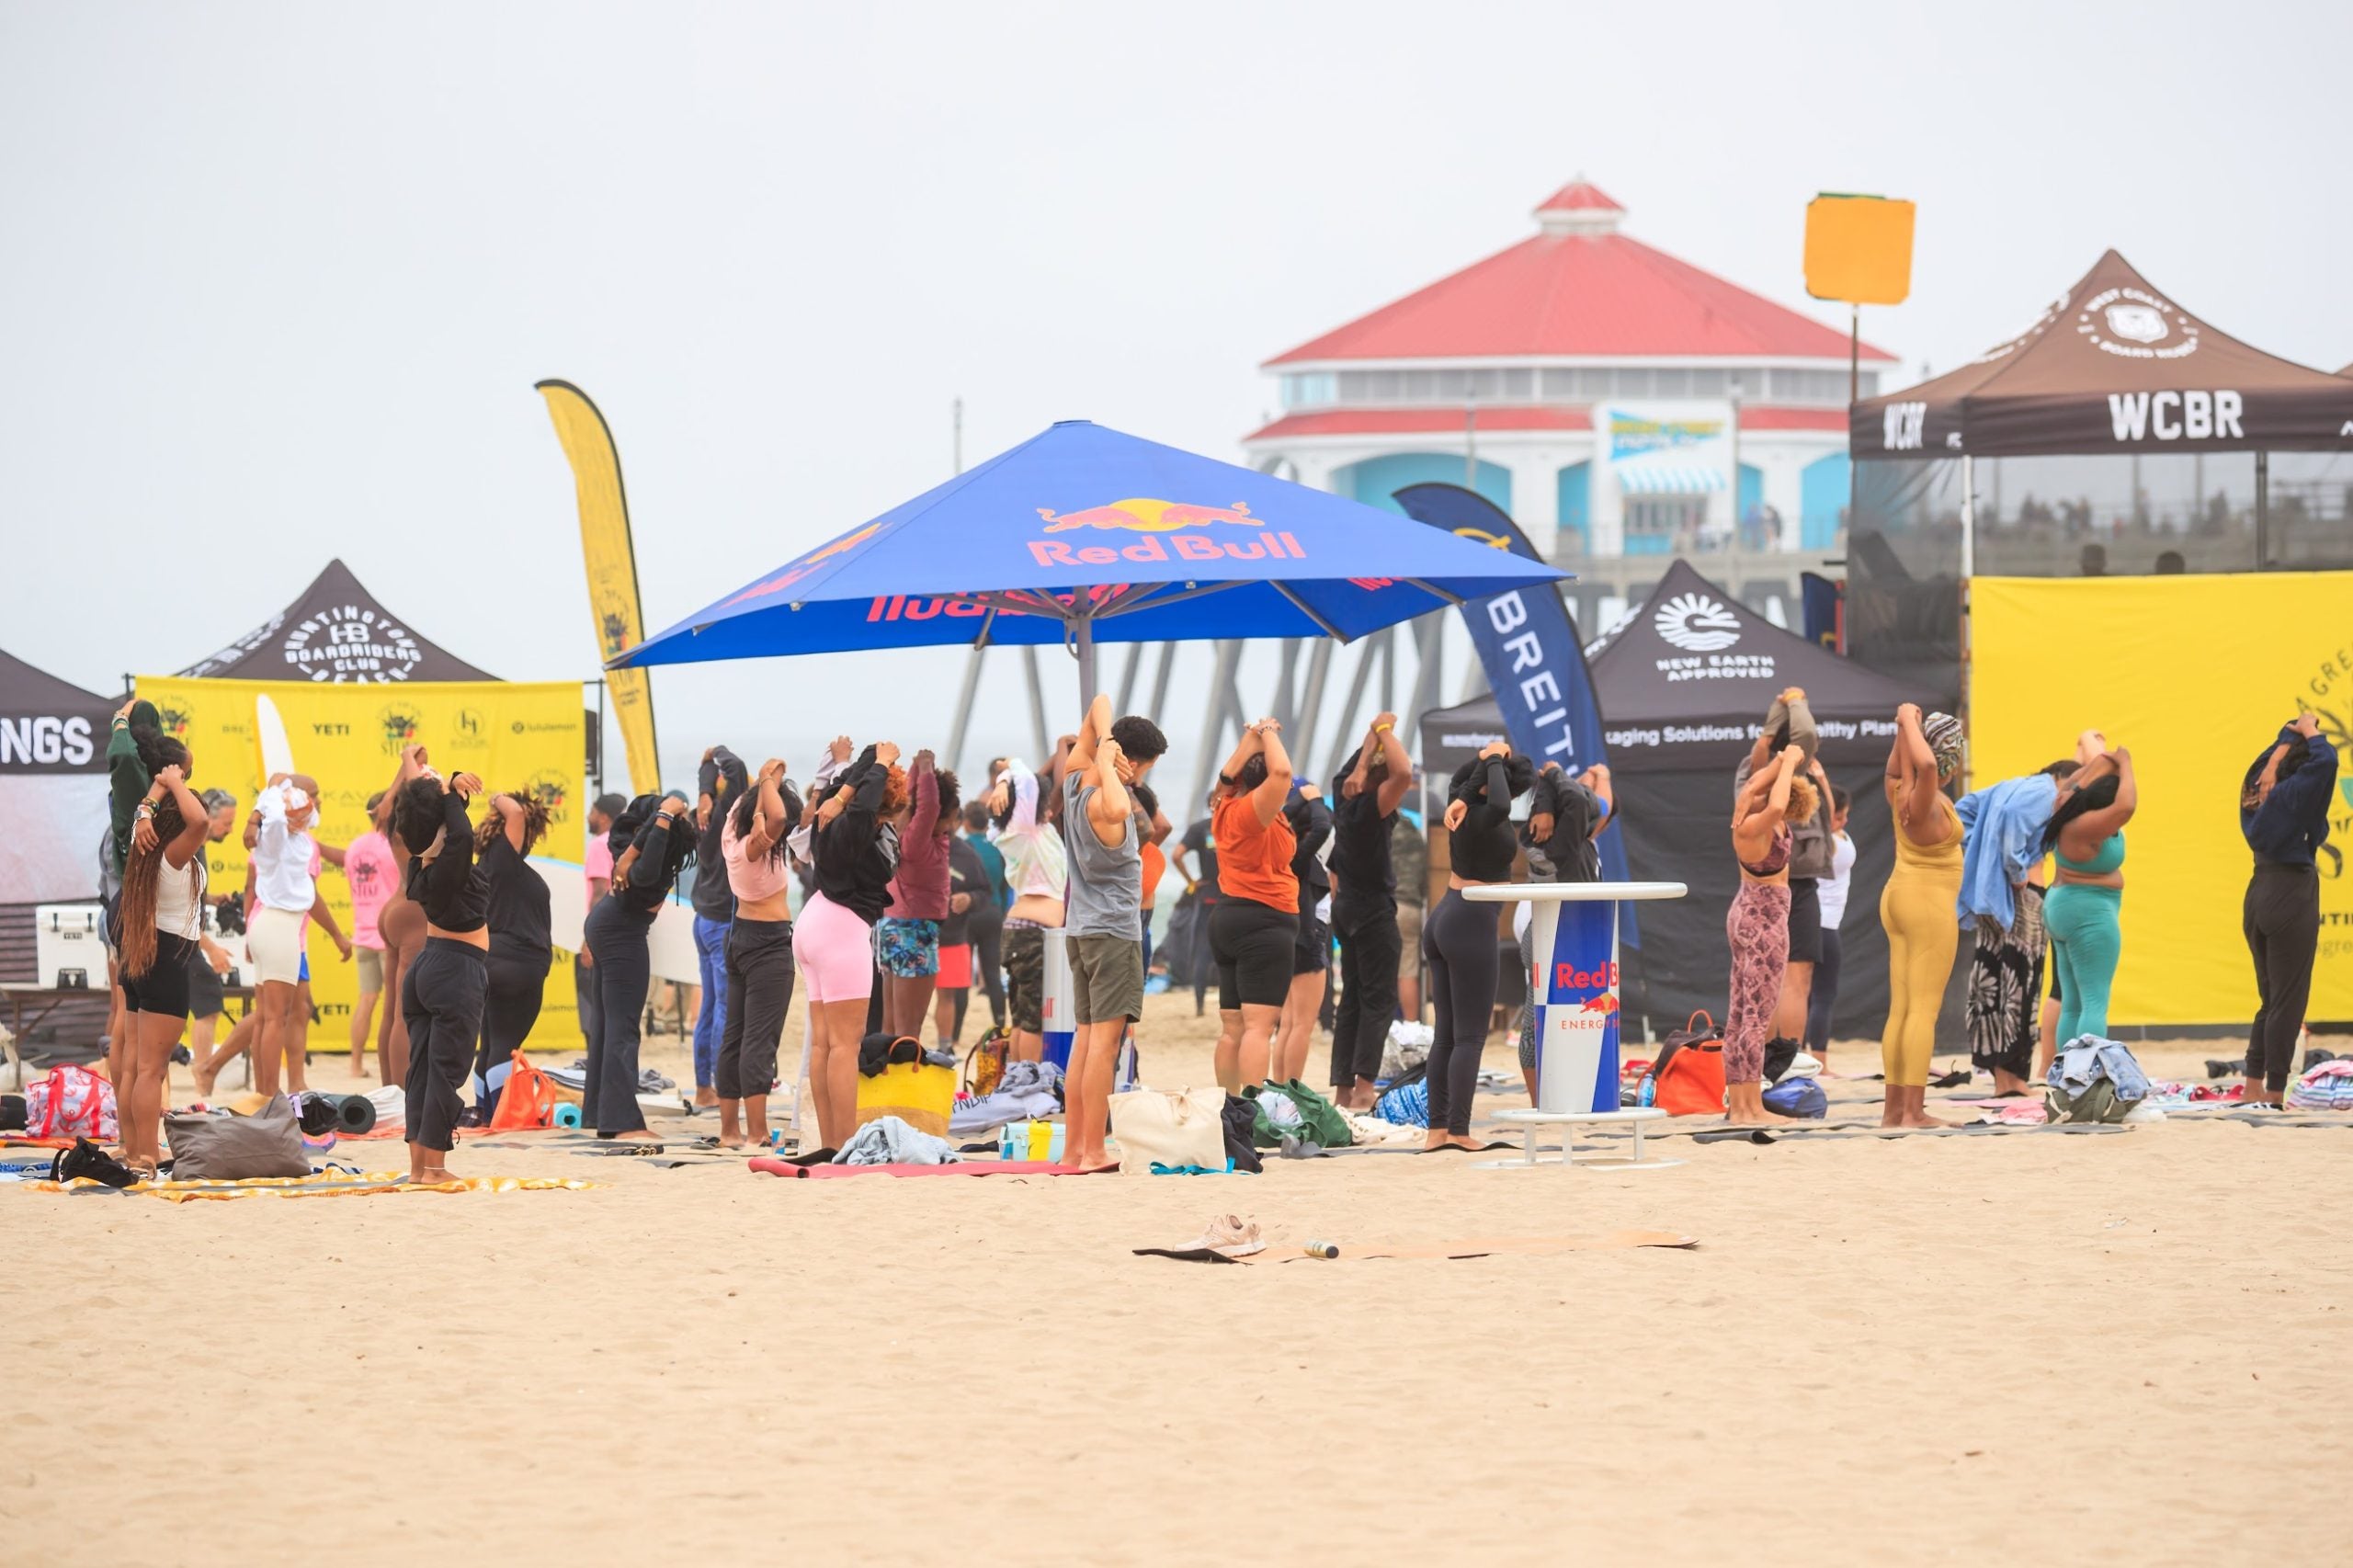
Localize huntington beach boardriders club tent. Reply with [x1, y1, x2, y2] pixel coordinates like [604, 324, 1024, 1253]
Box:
[142, 561, 586, 1057]
[1422, 559, 1944, 1044]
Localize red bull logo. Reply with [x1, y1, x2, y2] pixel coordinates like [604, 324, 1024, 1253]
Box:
[1030, 497, 1302, 569]
[1553, 960, 1619, 994]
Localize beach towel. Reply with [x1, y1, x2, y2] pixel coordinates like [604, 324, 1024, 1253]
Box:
[34, 1170, 599, 1200]
[748, 1156, 1117, 1179]
[835, 1114, 958, 1166]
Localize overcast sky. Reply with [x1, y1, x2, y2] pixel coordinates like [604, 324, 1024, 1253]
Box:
[5, 1, 2347, 802]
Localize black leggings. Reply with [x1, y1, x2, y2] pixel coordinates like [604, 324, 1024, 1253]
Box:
[582, 897, 654, 1136]
[472, 949, 550, 1119]
[1329, 906, 1402, 1087]
[2245, 863, 2320, 1093]
[718, 917, 795, 1099]
[1422, 888, 1499, 1136]
[1802, 927, 1843, 1057]
[403, 939, 486, 1153]
[966, 910, 1006, 1032]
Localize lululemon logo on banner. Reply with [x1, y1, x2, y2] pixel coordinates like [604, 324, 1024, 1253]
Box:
[1654, 592, 1742, 653]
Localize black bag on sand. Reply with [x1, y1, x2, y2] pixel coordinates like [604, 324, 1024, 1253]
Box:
[1221, 1095, 1264, 1174]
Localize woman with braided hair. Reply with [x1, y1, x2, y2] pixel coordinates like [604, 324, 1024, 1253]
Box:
[115, 760, 212, 1179]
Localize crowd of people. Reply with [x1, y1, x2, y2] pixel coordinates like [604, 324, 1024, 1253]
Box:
[84, 669, 2337, 1176]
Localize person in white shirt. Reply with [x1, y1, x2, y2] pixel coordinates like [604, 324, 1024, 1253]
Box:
[1802, 787, 1856, 1064]
[242, 774, 351, 1097]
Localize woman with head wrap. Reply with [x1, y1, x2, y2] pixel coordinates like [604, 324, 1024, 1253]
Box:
[1878, 704, 1966, 1129]
[2042, 734, 2138, 1051]
[2239, 713, 2336, 1106]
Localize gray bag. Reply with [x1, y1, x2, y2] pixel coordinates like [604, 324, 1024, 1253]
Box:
[164, 1096, 313, 1180]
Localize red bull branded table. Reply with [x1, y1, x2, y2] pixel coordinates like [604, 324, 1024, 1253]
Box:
[1462, 881, 1688, 1170]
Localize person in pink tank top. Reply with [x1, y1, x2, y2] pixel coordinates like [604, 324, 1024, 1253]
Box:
[341, 791, 400, 1073]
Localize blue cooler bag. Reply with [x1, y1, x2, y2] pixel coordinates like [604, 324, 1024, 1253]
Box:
[1761, 1077, 1827, 1119]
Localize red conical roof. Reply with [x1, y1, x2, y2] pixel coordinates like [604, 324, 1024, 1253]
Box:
[1266, 181, 1892, 367]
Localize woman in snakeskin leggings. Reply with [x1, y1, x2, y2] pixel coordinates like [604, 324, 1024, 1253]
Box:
[1725, 747, 1816, 1124]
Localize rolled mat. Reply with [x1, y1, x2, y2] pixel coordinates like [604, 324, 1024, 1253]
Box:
[747, 1158, 1118, 1179]
[337, 1095, 378, 1135]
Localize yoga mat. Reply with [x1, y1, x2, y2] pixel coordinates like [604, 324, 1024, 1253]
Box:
[748, 1157, 1118, 1180]
[1137, 1230, 1699, 1265]
[33, 1172, 601, 1200]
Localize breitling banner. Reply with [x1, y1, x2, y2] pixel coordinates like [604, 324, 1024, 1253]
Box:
[133, 676, 585, 1055]
[1971, 572, 2353, 1028]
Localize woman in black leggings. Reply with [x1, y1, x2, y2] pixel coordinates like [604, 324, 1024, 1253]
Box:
[2241, 714, 2336, 1106]
[393, 767, 489, 1184]
[472, 788, 552, 1122]
[583, 791, 692, 1141]
[1424, 743, 1532, 1151]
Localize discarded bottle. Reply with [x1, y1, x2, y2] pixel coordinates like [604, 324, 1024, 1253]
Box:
[1303, 1240, 1340, 1259]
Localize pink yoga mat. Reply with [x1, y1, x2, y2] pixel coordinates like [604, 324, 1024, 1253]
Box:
[748, 1158, 1118, 1180]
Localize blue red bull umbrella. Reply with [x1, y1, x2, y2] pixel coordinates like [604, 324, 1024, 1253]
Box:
[609, 419, 1567, 696]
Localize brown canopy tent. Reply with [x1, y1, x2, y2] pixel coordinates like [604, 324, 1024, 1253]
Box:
[177, 560, 496, 683]
[1851, 250, 2353, 460]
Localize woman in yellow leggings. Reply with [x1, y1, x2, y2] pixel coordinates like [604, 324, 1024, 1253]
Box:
[1880, 704, 1965, 1129]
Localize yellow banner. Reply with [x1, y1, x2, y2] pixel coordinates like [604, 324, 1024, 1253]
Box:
[537, 380, 660, 794]
[1972, 573, 2353, 1026]
[135, 677, 586, 1055]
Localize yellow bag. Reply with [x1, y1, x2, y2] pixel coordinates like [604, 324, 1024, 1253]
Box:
[854, 1043, 958, 1139]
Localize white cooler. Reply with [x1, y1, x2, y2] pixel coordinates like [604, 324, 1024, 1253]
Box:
[35, 902, 107, 990]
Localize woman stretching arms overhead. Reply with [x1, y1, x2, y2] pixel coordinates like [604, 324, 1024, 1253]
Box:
[1879, 706, 1966, 1130]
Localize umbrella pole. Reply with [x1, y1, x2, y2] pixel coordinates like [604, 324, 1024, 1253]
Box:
[1074, 606, 1097, 707]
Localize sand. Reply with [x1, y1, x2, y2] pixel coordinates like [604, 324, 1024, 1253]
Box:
[7, 993, 2348, 1567]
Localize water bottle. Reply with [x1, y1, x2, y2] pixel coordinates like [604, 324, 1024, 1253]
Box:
[1303, 1240, 1340, 1259]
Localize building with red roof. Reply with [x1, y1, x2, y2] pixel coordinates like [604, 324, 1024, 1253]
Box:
[1244, 180, 1896, 559]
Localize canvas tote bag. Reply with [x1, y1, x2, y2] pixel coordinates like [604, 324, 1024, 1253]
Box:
[1108, 1086, 1227, 1174]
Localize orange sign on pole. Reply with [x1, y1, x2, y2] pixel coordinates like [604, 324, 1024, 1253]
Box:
[1804, 194, 1915, 306]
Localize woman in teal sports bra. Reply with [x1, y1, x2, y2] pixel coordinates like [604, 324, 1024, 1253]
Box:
[2041, 744, 2138, 1043]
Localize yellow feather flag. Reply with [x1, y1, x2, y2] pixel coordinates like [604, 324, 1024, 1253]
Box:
[536, 380, 661, 796]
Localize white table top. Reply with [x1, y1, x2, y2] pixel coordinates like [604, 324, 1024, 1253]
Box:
[1461, 881, 1688, 903]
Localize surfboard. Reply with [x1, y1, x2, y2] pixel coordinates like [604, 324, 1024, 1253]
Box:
[255, 692, 296, 780]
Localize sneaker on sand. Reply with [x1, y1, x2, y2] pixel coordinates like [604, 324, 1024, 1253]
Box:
[1186, 1214, 1266, 1258]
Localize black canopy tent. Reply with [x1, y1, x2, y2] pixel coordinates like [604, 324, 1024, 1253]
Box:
[177, 560, 497, 683]
[1421, 560, 1961, 1046]
[0, 650, 116, 1056]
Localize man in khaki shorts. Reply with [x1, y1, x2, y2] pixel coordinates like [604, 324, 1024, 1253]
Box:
[1060, 693, 1167, 1172]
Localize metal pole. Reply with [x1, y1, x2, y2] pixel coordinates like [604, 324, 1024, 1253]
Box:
[1146, 641, 1176, 723]
[1404, 613, 1444, 741]
[1378, 626, 1395, 714]
[2255, 450, 2270, 568]
[1074, 610, 1097, 708]
[1019, 645, 1049, 760]
[1268, 641, 1300, 732]
[1848, 305, 1860, 403]
[596, 678, 607, 796]
[1114, 641, 1142, 716]
[943, 646, 986, 775]
[1324, 637, 1379, 780]
[1187, 640, 1243, 812]
[1960, 454, 1976, 579]
[1292, 639, 1334, 773]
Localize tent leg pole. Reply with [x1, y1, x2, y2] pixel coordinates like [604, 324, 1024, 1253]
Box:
[1379, 626, 1396, 715]
[944, 646, 986, 776]
[1404, 612, 1444, 744]
[1021, 646, 1050, 761]
[2255, 450, 2269, 569]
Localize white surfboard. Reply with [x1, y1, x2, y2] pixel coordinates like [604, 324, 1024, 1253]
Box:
[255, 692, 296, 780]
[531, 856, 704, 984]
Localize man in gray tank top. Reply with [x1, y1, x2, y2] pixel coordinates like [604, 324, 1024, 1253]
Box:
[1061, 692, 1168, 1171]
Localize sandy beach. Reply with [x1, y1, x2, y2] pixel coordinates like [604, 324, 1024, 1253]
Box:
[8, 994, 2347, 1567]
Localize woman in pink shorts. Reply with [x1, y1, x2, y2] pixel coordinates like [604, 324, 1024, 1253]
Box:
[798, 741, 911, 1154]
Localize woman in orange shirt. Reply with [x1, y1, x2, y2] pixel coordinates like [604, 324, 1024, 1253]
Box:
[1208, 719, 1296, 1092]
